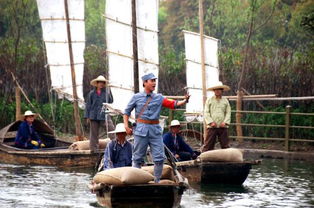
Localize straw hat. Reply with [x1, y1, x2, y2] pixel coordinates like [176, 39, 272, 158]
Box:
[170, 120, 180, 127]
[90, 75, 108, 87]
[207, 81, 230, 91]
[21, 110, 37, 120]
[108, 123, 127, 134]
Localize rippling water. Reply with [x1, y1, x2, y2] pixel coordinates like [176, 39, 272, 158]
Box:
[0, 159, 313, 208]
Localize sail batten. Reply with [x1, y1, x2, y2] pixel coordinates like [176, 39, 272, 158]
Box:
[36, 0, 85, 106]
[106, 0, 159, 113]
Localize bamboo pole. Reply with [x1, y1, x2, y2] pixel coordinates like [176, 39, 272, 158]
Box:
[132, 0, 139, 93]
[15, 86, 21, 121]
[236, 90, 244, 142]
[199, 0, 207, 142]
[64, 0, 83, 140]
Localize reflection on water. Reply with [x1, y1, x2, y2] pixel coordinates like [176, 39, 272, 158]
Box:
[0, 159, 313, 208]
[181, 159, 314, 208]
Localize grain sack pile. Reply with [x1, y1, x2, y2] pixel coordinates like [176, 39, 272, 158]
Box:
[198, 148, 243, 162]
[142, 164, 175, 180]
[93, 167, 154, 185]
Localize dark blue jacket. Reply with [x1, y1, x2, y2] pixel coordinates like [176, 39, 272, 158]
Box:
[163, 132, 194, 155]
[15, 121, 41, 148]
[84, 88, 113, 120]
[103, 140, 133, 170]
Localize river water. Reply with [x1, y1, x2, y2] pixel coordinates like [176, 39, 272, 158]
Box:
[0, 159, 313, 208]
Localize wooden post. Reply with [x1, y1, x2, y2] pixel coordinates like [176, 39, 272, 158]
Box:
[236, 90, 244, 142]
[168, 109, 174, 126]
[132, 0, 139, 93]
[285, 105, 291, 151]
[199, 0, 207, 141]
[15, 86, 21, 121]
[64, 0, 83, 140]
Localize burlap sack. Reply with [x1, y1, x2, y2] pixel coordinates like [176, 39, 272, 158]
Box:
[68, 138, 110, 150]
[93, 167, 154, 185]
[93, 169, 123, 185]
[198, 148, 243, 162]
[142, 164, 174, 180]
[120, 167, 154, 184]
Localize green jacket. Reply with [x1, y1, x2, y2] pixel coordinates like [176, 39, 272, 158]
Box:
[204, 96, 231, 128]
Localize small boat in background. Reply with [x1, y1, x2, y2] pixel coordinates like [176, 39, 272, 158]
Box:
[176, 160, 256, 185]
[0, 120, 103, 168]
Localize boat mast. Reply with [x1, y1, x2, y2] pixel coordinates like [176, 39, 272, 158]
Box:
[64, 0, 83, 139]
[132, 0, 139, 93]
[199, 0, 207, 137]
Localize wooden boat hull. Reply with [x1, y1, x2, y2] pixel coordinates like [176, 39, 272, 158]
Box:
[0, 120, 103, 168]
[176, 160, 252, 185]
[94, 184, 185, 208]
[0, 144, 102, 167]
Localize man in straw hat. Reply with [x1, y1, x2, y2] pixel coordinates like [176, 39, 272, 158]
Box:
[163, 120, 198, 161]
[123, 72, 190, 183]
[201, 81, 231, 152]
[84, 75, 115, 153]
[103, 123, 133, 170]
[15, 110, 45, 149]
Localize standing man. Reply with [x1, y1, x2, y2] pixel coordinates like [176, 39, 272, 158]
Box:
[103, 123, 133, 170]
[84, 75, 115, 153]
[201, 81, 231, 152]
[123, 73, 190, 183]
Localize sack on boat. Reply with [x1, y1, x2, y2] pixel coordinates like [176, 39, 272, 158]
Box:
[120, 167, 154, 184]
[93, 167, 154, 185]
[142, 164, 174, 180]
[198, 148, 243, 162]
[93, 169, 123, 185]
[68, 138, 110, 150]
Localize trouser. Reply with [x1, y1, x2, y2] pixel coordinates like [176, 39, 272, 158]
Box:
[201, 128, 230, 152]
[132, 131, 165, 183]
[90, 118, 115, 152]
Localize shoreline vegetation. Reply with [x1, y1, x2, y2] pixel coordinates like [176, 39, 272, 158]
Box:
[0, 0, 313, 152]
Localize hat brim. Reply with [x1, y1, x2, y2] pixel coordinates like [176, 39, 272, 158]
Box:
[207, 85, 230, 91]
[20, 114, 38, 120]
[90, 79, 108, 87]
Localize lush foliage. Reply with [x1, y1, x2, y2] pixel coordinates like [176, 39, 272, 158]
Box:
[0, 0, 313, 139]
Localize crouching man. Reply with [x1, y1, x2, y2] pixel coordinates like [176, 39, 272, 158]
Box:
[103, 123, 133, 170]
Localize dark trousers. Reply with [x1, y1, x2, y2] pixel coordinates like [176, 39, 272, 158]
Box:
[90, 118, 115, 152]
[178, 151, 192, 161]
[201, 128, 230, 152]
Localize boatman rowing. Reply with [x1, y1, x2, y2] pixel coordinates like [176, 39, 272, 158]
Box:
[123, 73, 190, 183]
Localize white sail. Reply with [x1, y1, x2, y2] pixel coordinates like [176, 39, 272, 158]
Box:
[105, 0, 159, 113]
[36, 0, 85, 106]
[183, 30, 220, 119]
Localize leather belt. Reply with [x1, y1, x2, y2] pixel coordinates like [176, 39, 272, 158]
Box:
[137, 119, 159, 124]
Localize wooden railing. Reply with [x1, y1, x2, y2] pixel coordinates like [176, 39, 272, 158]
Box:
[229, 105, 314, 151]
[166, 105, 314, 151]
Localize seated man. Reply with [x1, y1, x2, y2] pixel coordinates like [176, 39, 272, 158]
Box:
[15, 110, 45, 149]
[163, 120, 197, 161]
[103, 123, 133, 170]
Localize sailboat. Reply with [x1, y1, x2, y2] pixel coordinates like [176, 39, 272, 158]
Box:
[174, 27, 255, 185]
[0, 0, 104, 168]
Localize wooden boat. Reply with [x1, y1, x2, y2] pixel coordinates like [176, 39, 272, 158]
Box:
[176, 159, 255, 185]
[0, 120, 103, 168]
[90, 182, 187, 208]
[89, 143, 189, 208]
